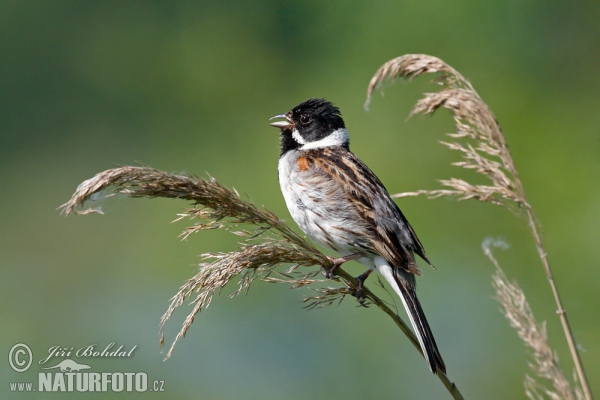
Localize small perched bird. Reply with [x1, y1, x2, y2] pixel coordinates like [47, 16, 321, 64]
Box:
[270, 98, 446, 374]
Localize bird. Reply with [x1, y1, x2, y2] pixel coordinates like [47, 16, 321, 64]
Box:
[269, 98, 446, 375]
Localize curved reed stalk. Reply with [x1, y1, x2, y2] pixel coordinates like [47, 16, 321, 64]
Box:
[365, 54, 591, 400]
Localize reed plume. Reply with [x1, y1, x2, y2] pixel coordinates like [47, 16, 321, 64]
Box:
[485, 239, 582, 400]
[365, 54, 591, 399]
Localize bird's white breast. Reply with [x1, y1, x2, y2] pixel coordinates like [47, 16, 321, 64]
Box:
[278, 151, 304, 228]
[278, 150, 370, 257]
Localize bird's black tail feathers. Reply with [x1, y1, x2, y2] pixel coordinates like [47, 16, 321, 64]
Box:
[392, 267, 446, 375]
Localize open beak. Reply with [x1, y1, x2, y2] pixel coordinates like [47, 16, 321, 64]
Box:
[269, 113, 293, 129]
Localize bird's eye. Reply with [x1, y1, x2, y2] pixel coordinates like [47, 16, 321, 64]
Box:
[300, 114, 311, 124]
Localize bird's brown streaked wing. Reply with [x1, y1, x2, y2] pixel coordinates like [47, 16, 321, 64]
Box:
[303, 147, 426, 274]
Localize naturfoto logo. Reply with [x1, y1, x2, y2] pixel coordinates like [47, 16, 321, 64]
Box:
[8, 342, 165, 394]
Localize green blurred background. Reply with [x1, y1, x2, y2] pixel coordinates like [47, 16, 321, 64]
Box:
[1, 1, 598, 399]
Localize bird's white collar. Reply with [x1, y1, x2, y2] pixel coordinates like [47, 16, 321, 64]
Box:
[294, 128, 350, 150]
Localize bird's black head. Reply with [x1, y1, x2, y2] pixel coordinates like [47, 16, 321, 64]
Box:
[270, 98, 349, 156]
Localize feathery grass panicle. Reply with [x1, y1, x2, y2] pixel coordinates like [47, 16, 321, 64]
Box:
[61, 165, 464, 399]
[61, 166, 318, 256]
[484, 240, 582, 400]
[365, 54, 590, 399]
[60, 166, 329, 353]
[301, 286, 355, 310]
[159, 242, 325, 359]
[366, 54, 522, 209]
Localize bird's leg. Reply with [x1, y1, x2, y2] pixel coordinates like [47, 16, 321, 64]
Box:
[324, 253, 362, 279]
[353, 269, 373, 304]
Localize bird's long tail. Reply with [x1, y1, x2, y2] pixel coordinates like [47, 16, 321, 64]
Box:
[375, 257, 446, 375]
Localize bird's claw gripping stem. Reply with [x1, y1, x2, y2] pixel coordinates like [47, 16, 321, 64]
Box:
[352, 269, 373, 305]
[322, 254, 372, 305]
[324, 253, 362, 279]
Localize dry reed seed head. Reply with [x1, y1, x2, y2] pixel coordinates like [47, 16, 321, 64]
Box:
[486, 245, 578, 400]
[411, 89, 511, 167]
[364, 54, 528, 212]
[61, 166, 338, 360]
[365, 54, 471, 109]
[159, 231, 331, 357]
[302, 286, 355, 310]
[160, 241, 334, 359]
[62, 166, 327, 257]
